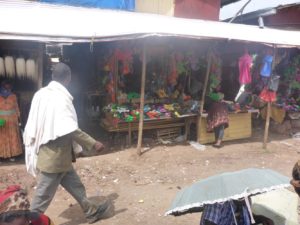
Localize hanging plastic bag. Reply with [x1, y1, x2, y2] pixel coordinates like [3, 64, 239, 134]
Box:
[268, 75, 280, 92]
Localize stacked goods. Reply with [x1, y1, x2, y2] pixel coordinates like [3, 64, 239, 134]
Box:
[0, 57, 5, 77]
[26, 59, 37, 81]
[4, 56, 15, 78]
[0, 55, 37, 81]
[16, 57, 26, 78]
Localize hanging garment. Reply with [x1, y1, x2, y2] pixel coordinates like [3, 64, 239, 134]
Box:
[167, 54, 178, 87]
[16, 57, 26, 78]
[26, 59, 36, 81]
[235, 84, 245, 102]
[260, 55, 273, 77]
[0, 57, 5, 77]
[238, 53, 252, 84]
[4, 56, 15, 78]
[261, 105, 285, 124]
[259, 88, 276, 103]
[208, 52, 222, 93]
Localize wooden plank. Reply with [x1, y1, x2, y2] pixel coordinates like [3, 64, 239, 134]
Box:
[37, 43, 44, 89]
[263, 46, 277, 150]
[128, 122, 132, 146]
[157, 127, 181, 140]
[197, 51, 212, 142]
[102, 121, 185, 132]
[157, 129, 180, 135]
[263, 102, 271, 149]
[101, 116, 197, 133]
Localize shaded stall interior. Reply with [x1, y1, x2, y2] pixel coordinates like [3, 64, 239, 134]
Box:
[1, 37, 300, 149]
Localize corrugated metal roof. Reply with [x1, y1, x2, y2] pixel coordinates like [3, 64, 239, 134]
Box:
[221, 0, 241, 7]
[0, 0, 300, 46]
[224, 2, 300, 23]
[220, 0, 300, 20]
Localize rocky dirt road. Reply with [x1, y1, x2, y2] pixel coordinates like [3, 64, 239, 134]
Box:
[0, 129, 299, 225]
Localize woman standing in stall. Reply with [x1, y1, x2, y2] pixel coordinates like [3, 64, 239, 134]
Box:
[207, 92, 229, 148]
[0, 80, 22, 161]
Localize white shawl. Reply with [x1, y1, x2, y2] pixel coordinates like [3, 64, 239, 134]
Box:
[23, 81, 82, 177]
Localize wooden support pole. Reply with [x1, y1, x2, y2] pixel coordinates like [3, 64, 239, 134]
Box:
[197, 51, 212, 143]
[128, 122, 132, 146]
[263, 102, 271, 149]
[263, 46, 277, 149]
[114, 53, 118, 103]
[37, 43, 44, 89]
[137, 44, 147, 155]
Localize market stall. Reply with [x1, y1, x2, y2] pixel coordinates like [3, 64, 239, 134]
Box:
[96, 39, 206, 145]
[259, 48, 300, 137]
[94, 39, 273, 146]
[0, 40, 43, 125]
[203, 44, 300, 147]
[0, 1, 300, 152]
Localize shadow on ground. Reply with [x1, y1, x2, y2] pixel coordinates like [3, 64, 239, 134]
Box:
[59, 193, 127, 225]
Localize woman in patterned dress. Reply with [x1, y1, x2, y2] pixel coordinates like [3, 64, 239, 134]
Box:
[207, 92, 229, 148]
[0, 81, 22, 160]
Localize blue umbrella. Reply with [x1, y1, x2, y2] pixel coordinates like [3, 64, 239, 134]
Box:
[165, 168, 290, 216]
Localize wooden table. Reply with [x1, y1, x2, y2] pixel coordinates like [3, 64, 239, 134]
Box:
[101, 114, 197, 145]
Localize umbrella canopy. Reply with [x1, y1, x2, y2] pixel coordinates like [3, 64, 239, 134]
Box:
[252, 189, 298, 225]
[165, 168, 290, 216]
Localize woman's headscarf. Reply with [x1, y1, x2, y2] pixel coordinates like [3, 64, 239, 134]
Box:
[0, 81, 12, 97]
[208, 92, 224, 102]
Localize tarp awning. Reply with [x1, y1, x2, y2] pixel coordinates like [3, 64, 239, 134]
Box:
[0, 0, 300, 46]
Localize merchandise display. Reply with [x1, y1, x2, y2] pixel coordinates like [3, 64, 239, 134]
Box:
[16, 57, 26, 78]
[4, 56, 15, 78]
[0, 54, 37, 81]
[88, 41, 300, 141]
[97, 42, 207, 130]
[103, 101, 200, 124]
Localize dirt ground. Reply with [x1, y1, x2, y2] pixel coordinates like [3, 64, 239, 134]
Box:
[0, 127, 299, 225]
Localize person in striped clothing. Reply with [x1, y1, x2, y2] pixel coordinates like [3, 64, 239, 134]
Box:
[0, 185, 54, 225]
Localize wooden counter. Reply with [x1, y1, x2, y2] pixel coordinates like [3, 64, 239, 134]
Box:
[101, 111, 253, 145]
[197, 112, 252, 144]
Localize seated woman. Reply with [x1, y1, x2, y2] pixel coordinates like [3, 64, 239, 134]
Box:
[0, 185, 54, 225]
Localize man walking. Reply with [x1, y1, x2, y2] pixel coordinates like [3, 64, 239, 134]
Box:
[23, 63, 109, 224]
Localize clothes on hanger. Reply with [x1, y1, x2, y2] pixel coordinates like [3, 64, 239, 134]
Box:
[238, 53, 252, 85]
[260, 55, 273, 77]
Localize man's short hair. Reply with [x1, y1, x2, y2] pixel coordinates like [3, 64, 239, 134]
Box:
[51, 63, 71, 83]
[291, 161, 300, 197]
[292, 161, 300, 180]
